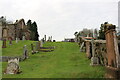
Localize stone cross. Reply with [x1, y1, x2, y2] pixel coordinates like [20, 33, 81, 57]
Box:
[2, 39, 6, 48]
[4, 58, 20, 74]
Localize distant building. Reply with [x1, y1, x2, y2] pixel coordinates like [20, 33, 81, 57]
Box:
[0, 17, 31, 40]
[64, 38, 75, 42]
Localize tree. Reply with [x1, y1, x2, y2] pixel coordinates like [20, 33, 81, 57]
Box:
[98, 22, 107, 40]
[27, 20, 39, 41]
[32, 21, 39, 41]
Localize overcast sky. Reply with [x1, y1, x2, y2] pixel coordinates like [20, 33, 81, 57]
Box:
[0, 0, 119, 41]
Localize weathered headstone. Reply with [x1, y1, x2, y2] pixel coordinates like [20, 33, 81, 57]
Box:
[16, 38, 18, 43]
[23, 45, 28, 60]
[90, 38, 100, 66]
[9, 39, 12, 45]
[31, 44, 35, 54]
[22, 36, 25, 41]
[35, 42, 39, 52]
[90, 56, 99, 66]
[40, 40, 43, 47]
[104, 23, 120, 78]
[2, 39, 6, 48]
[85, 41, 91, 59]
[51, 36, 52, 42]
[44, 35, 46, 42]
[4, 58, 20, 74]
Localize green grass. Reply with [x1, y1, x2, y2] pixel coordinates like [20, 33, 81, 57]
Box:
[2, 41, 105, 78]
[2, 40, 35, 56]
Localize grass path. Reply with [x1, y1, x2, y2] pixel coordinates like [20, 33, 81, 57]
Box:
[2, 41, 105, 78]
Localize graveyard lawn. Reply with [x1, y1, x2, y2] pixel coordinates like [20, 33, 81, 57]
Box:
[2, 41, 105, 78]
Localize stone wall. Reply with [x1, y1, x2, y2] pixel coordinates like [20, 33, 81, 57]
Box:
[79, 37, 120, 66]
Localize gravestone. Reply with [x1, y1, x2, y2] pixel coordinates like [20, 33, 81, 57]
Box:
[9, 39, 12, 45]
[22, 36, 25, 41]
[2, 39, 6, 48]
[35, 42, 39, 52]
[40, 40, 43, 47]
[4, 58, 20, 74]
[16, 38, 18, 43]
[85, 41, 91, 59]
[31, 44, 35, 54]
[23, 45, 28, 60]
[90, 56, 99, 66]
[44, 35, 46, 42]
[104, 23, 120, 78]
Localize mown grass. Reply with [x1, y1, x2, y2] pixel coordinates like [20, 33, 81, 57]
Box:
[2, 41, 105, 78]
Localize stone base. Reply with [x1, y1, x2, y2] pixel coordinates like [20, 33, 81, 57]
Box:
[90, 57, 99, 66]
[105, 66, 120, 79]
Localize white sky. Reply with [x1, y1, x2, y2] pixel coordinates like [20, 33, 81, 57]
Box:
[0, 0, 119, 41]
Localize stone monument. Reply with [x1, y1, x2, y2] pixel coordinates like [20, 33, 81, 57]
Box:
[4, 58, 20, 74]
[104, 22, 120, 79]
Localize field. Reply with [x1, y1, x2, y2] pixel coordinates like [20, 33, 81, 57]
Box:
[2, 41, 105, 78]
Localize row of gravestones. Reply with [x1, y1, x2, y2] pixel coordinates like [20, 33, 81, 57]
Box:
[3, 40, 43, 74]
[31, 41, 43, 54]
[2, 40, 44, 62]
[79, 23, 120, 79]
[1, 45, 29, 62]
[2, 36, 26, 48]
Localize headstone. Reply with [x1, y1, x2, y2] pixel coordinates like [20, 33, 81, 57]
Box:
[2, 39, 6, 48]
[35, 42, 39, 51]
[4, 58, 20, 74]
[16, 38, 18, 43]
[51, 36, 52, 42]
[86, 41, 91, 59]
[44, 35, 46, 42]
[31, 44, 35, 54]
[22, 36, 25, 41]
[23, 45, 28, 59]
[90, 56, 99, 66]
[90, 38, 99, 65]
[9, 39, 12, 45]
[104, 23, 120, 78]
[40, 40, 43, 47]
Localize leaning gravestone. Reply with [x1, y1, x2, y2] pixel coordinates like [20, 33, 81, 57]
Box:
[4, 58, 20, 74]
